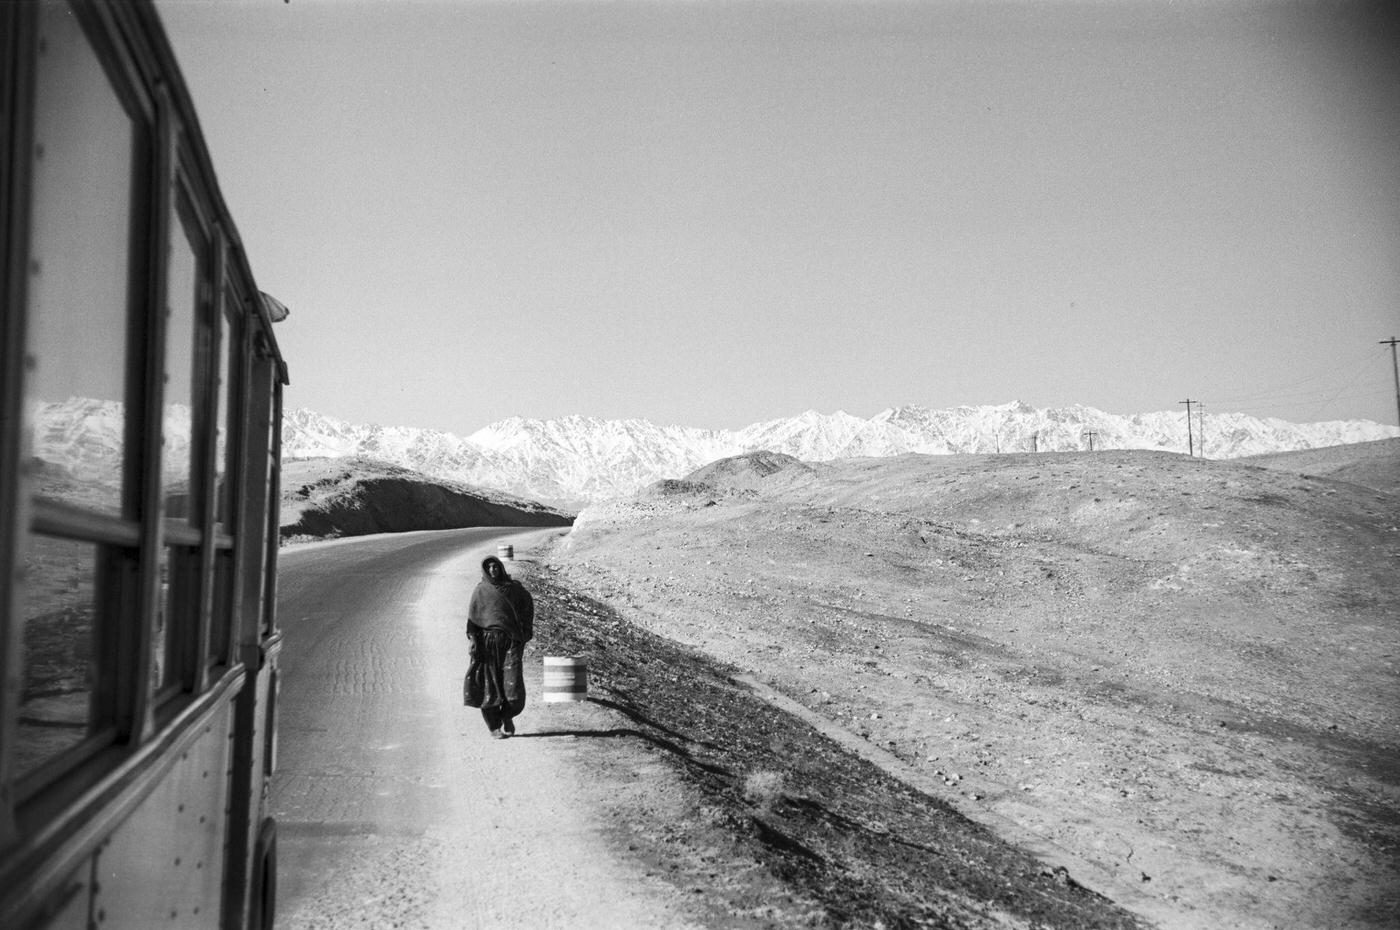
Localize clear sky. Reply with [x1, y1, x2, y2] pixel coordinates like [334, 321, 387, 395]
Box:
[154, 0, 1400, 433]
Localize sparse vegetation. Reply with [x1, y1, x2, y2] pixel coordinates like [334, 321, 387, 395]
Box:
[743, 770, 788, 815]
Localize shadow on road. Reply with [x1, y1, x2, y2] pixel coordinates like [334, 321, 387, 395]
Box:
[587, 695, 721, 751]
[515, 723, 730, 777]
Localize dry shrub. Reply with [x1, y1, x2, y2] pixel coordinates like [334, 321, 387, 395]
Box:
[743, 770, 786, 814]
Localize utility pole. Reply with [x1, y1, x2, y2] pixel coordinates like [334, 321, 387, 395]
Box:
[1082, 430, 1099, 452]
[1384, 337, 1400, 426]
[1179, 399, 1196, 457]
[1030, 431, 1038, 453]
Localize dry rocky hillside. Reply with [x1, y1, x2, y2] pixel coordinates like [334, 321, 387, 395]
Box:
[542, 444, 1399, 929]
[279, 457, 573, 541]
[1244, 436, 1400, 495]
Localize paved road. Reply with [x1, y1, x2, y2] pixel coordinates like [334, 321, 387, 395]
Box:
[272, 528, 696, 930]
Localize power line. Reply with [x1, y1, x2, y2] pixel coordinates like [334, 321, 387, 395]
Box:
[1207, 345, 1387, 409]
[1202, 342, 1394, 423]
[1216, 345, 1382, 401]
[1206, 388, 1392, 417]
[1215, 383, 1379, 407]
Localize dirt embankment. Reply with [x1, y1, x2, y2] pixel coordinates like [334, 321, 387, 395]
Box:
[279, 457, 573, 541]
[523, 559, 1148, 930]
[1243, 436, 1400, 495]
[546, 446, 1400, 930]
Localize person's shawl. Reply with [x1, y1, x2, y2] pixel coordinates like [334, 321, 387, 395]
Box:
[466, 556, 534, 643]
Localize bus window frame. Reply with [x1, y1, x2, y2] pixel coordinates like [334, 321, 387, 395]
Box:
[216, 272, 248, 540]
[0, 16, 29, 839]
[5, 0, 159, 812]
[208, 267, 247, 671]
[262, 351, 283, 639]
[153, 140, 227, 716]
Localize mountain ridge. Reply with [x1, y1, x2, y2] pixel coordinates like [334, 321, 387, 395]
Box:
[29, 397, 1398, 509]
[279, 401, 1399, 507]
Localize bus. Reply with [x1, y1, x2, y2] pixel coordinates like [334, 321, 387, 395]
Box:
[1, 2, 288, 927]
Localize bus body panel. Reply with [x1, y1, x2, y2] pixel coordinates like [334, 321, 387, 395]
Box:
[225, 638, 280, 930]
[33, 876, 86, 930]
[92, 697, 234, 930]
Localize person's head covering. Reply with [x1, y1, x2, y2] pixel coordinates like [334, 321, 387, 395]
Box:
[481, 555, 510, 584]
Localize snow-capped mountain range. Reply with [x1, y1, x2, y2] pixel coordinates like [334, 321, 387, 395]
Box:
[30, 398, 1398, 509]
[280, 402, 1398, 507]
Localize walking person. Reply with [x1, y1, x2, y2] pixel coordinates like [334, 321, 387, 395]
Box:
[464, 554, 534, 738]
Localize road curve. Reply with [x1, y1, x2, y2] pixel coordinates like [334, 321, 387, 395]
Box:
[272, 527, 699, 930]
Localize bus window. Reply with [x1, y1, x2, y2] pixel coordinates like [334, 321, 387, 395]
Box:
[26, 0, 138, 518]
[207, 286, 241, 667]
[163, 191, 204, 525]
[16, 536, 102, 780]
[215, 289, 242, 530]
[159, 542, 199, 695]
[19, 0, 141, 794]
